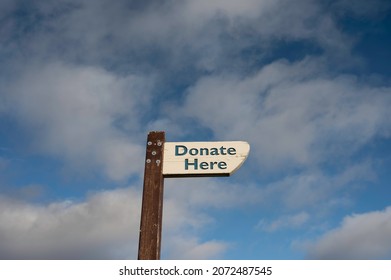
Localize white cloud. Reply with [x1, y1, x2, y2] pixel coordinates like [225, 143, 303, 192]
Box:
[300, 164, 373, 208]
[257, 212, 310, 232]
[307, 206, 391, 259]
[182, 0, 352, 53]
[181, 58, 391, 170]
[183, 0, 273, 20]
[165, 178, 263, 210]
[0, 177, 255, 259]
[1, 0, 356, 73]
[261, 162, 375, 211]
[163, 236, 228, 260]
[162, 178, 264, 254]
[4, 62, 150, 180]
[0, 188, 141, 259]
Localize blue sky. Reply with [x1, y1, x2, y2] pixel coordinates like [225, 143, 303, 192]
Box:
[0, 0, 391, 260]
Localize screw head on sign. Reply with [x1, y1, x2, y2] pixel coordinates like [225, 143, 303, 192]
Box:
[152, 151, 157, 156]
[146, 159, 151, 163]
[147, 141, 152, 146]
[157, 141, 162, 146]
[156, 159, 161, 165]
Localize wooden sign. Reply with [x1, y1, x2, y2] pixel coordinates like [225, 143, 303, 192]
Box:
[138, 132, 250, 260]
[163, 141, 250, 177]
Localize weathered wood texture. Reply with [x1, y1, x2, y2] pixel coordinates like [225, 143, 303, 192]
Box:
[138, 131, 165, 260]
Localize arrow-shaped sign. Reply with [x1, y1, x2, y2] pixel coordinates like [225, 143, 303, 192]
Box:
[163, 141, 250, 177]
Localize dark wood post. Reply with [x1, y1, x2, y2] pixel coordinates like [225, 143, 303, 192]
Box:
[138, 131, 165, 260]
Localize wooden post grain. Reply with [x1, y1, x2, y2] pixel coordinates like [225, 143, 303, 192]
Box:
[138, 131, 165, 260]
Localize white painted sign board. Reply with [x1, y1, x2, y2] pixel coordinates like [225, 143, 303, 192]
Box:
[163, 141, 250, 177]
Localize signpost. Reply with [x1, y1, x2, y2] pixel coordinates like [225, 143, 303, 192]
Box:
[138, 132, 165, 260]
[138, 131, 250, 260]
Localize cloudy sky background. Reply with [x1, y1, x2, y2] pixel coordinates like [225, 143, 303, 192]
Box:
[0, 0, 391, 259]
